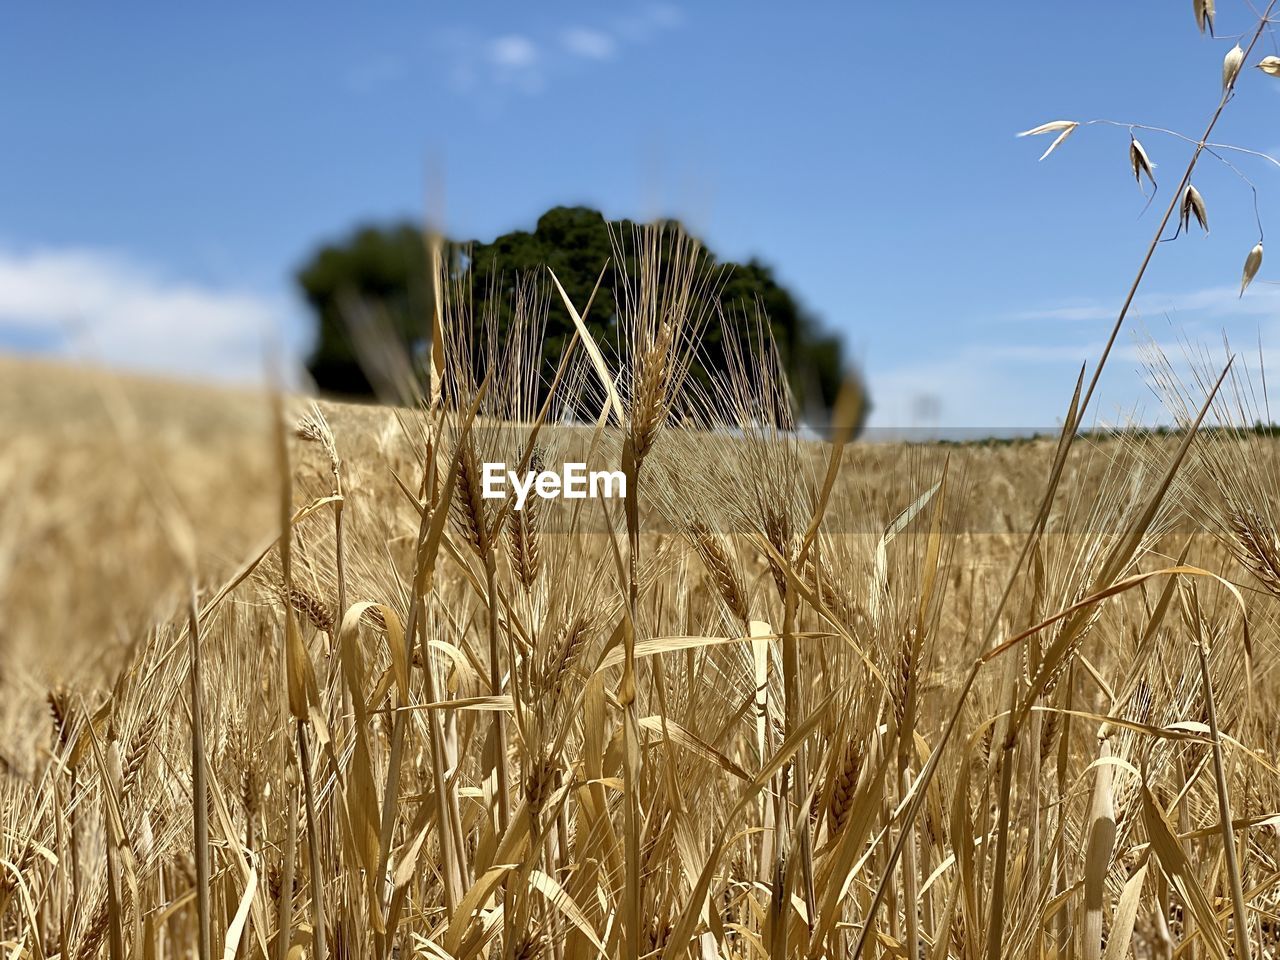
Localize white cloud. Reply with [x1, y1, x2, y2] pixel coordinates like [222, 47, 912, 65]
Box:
[1015, 283, 1280, 324]
[614, 3, 684, 42]
[489, 34, 539, 69]
[1015, 302, 1114, 323]
[647, 3, 684, 28]
[480, 34, 545, 95]
[561, 27, 617, 61]
[865, 346, 1150, 436]
[0, 246, 303, 384]
[866, 279, 1280, 434]
[437, 6, 682, 103]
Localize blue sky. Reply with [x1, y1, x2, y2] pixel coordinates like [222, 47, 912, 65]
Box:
[4, 2, 1280, 430]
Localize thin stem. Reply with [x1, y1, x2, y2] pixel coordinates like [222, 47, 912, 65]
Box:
[297, 721, 328, 960]
[188, 587, 211, 960]
[984, 676, 1021, 960]
[615, 428, 656, 960]
[1191, 600, 1250, 960]
[622, 460, 643, 960]
[1087, 118, 1280, 170]
[486, 556, 512, 838]
[484, 555, 515, 954]
[277, 776, 298, 960]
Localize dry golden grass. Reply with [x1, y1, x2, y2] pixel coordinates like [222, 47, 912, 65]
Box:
[9, 7, 1280, 950]
[3, 327, 1280, 960]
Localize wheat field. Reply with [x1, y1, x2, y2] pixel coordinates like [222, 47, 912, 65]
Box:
[8, 7, 1280, 950]
[3, 215, 1280, 960]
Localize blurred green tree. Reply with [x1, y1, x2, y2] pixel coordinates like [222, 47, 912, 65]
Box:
[297, 223, 432, 396]
[297, 205, 859, 419]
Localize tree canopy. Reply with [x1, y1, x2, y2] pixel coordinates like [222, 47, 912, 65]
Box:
[297, 205, 857, 420]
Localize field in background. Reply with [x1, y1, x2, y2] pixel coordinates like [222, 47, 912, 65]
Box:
[0, 354, 1077, 678]
[0, 354, 1076, 683]
[1, 350, 1278, 960]
[1, 355, 376, 672]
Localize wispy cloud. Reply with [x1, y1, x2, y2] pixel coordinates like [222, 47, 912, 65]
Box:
[484, 34, 544, 94]
[866, 342, 1165, 434]
[614, 3, 684, 41]
[489, 34, 539, 69]
[1014, 283, 1280, 324]
[868, 279, 1280, 431]
[561, 27, 617, 61]
[437, 4, 682, 103]
[0, 246, 304, 384]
